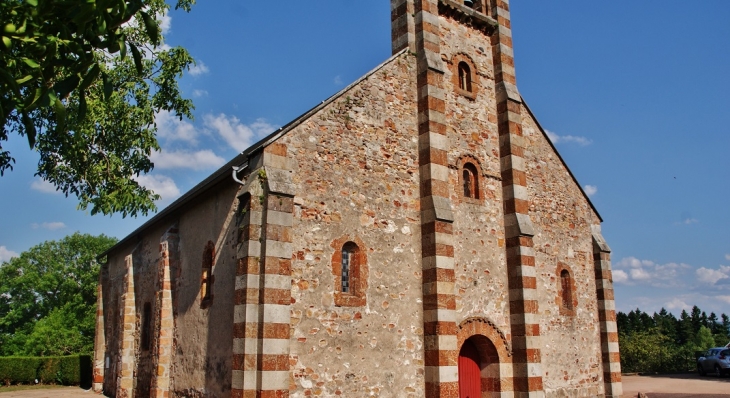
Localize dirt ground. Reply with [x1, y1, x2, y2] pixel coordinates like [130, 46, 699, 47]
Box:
[1, 375, 729, 397]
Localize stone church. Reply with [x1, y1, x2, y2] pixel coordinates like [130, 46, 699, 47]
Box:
[93, 1, 622, 397]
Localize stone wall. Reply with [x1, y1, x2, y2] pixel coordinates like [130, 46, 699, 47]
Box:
[279, 52, 425, 397]
[521, 104, 605, 397]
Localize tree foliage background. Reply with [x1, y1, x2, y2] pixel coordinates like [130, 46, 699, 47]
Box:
[1, 0, 196, 217]
[0, 233, 117, 356]
[618, 306, 730, 373]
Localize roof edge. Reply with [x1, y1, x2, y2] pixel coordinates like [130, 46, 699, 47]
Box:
[99, 49, 410, 261]
[520, 97, 604, 223]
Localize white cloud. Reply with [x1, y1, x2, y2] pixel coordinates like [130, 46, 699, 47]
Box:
[613, 256, 691, 287]
[30, 179, 60, 195]
[664, 298, 690, 311]
[189, 61, 209, 76]
[0, 246, 18, 262]
[155, 110, 199, 145]
[612, 269, 628, 284]
[159, 11, 172, 35]
[724, 254, 730, 261]
[192, 89, 208, 98]
[134, 174, 180, 201]
[334, 75, 343, 85]
[675, 217, 699, 225]
[204, 114, 277, 152]
[30, 222, 66, 230]
[696, 265, 730, 285]
[545, 129, 592, 146]
[583, 185, 597, 197]
[151, 149, 225, 170]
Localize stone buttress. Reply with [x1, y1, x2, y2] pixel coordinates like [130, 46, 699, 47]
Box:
[593, 226, 623, 397]
[231, 143, 295, 398]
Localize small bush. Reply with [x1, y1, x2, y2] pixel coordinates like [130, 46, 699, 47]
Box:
[0, 355, 91, 386]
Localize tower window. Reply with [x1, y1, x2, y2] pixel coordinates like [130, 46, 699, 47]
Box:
[201, 241, 215, 303]
[462, 162, 479, 199]
[458, 62, 472, 92]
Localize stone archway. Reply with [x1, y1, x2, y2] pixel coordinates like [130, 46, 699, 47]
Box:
[457, 318, 512, 397]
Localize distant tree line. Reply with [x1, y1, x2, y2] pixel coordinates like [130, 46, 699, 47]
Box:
[618, 306, 730, 373]
[0, 233, 117, 357]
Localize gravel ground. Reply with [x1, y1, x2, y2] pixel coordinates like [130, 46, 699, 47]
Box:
[2, 374, 729, 397]
[623, 373, 730, 397]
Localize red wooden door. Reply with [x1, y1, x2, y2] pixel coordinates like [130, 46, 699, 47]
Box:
[459, 340, 481, 398]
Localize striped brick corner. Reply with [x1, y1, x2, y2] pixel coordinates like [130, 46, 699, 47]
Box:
[490, 1, 545, 396]
[232, 144, 295, 398]
[93, 272, 105, 393]
[592, 227, 622, 398]
[151, 227, 179, 398]
[231, 189, 263, 398]
[117, 254, 136, 398]
[391, 0, 416, 54]
[411, 1, 459, 397]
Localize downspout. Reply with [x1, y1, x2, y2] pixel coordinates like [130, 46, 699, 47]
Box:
[232, 162, 249, 185]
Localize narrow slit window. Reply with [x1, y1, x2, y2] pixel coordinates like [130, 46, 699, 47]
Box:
[458, 62, 472, 92]
[462, 163, 479, 199]
[141, 302, 152, 351]
[202, 241, 215, 301]
[341, 242, 357, 293]
[560, 270, 572, 310]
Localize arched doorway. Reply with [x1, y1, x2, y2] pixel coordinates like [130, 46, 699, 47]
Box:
[459, 339, 481, 398]
[458, 334, 502, 397]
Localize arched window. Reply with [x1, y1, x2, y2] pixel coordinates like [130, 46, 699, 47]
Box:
[458, 62, 472, 92]
[341, 242, 357, 294]
[332, 237, 368, 307]
[462, 162, 479, 199]
[201, 241, 215, 303]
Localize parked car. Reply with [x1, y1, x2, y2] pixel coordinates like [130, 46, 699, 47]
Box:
[697, 347, 730, 377]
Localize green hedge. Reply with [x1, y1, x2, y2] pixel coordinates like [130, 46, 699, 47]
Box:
[0, 355, 91, 386]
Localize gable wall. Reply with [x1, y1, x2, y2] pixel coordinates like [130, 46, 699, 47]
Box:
[521, 105, 604, 396]
[278, 52, 425, 398]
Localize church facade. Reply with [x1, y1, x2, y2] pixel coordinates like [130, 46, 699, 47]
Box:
[93, 1, 623, 397]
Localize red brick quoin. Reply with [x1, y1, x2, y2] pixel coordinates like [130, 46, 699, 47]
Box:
[330, 236, 368, 307]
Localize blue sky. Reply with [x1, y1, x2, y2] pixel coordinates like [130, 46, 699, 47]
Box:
[1, 1, 728, 317]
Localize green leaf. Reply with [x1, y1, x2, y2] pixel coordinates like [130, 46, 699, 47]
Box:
[1, 36, 11, 49]
[26, 0, 38, 6]
[79, 64, 100, 92]
[53, 74, 80, 98]
[22, 113, 36, 148]
[78, 92, 87, 121]
[15, 75, 33, 85]
[21, 58, 40, 69]
[129, 42, 143, 75]
[50, 92, 66, 131]
[102, 72, 112, 101]
[139, 11, 159, 45]
[119, 38, 127, 60]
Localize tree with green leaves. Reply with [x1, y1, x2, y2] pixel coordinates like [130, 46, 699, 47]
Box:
[0, 233, 117, 356]
[1, 0, 196, 217]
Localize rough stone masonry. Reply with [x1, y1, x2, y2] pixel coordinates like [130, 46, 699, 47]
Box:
[94, 1, 622, 397]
